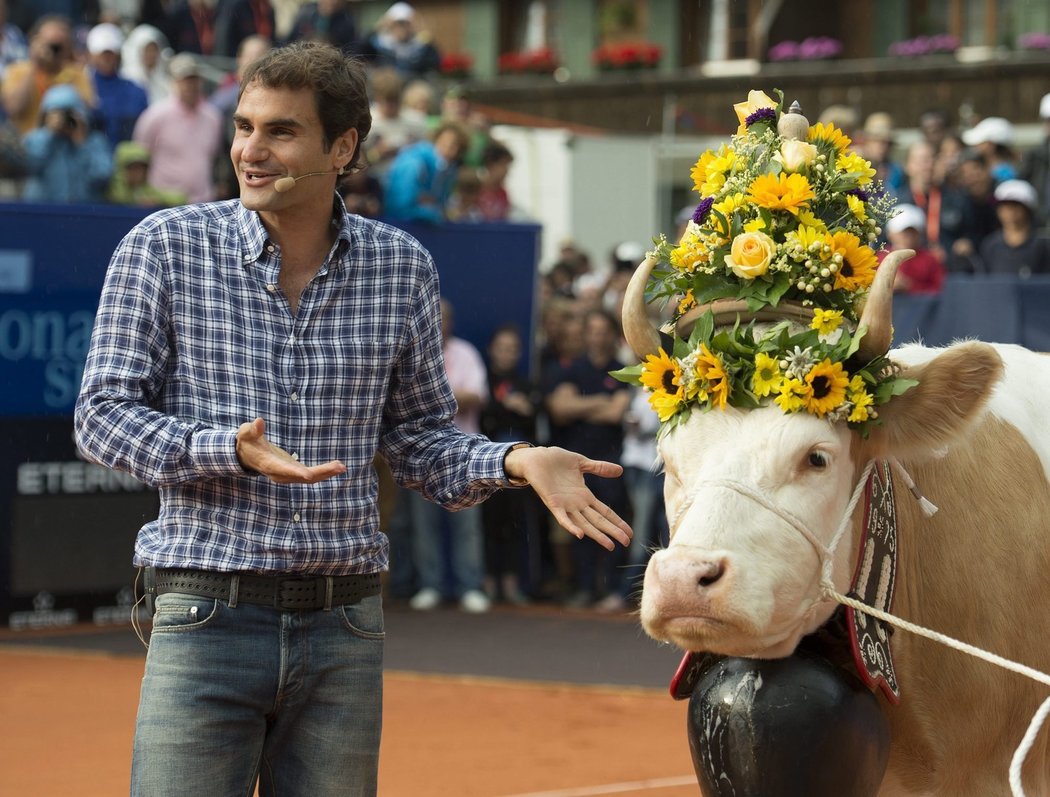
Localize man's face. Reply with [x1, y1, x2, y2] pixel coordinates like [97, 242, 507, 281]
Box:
[231, 82, 356, 215]
[583, 315, 617, 360]
[92, 49, 120, 76]
[174, 74, 203, 106]
[434, 130, 463, 163]
[32, 22, 72, 69]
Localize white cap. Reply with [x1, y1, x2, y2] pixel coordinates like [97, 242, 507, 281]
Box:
[961, 117, 1015, 146]
[886, 204, 926, 235]
[87, 23, 124, 55]
[994, 179, 1038, 211]
[1040, 92, 1050, 120]
[168, 52, 202, 79]
[384, 2, 415, 22]
[614, 241, 645, 263]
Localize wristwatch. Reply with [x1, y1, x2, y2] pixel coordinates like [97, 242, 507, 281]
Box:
[503, 442, 533, 486]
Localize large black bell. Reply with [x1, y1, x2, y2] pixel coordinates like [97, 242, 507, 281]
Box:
[686, 650, 890, 797]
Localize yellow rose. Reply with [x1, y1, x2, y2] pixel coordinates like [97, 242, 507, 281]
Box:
[775, 140, 818, 172]
[725, 231, 775, 280]
[733, 90, 778, 134]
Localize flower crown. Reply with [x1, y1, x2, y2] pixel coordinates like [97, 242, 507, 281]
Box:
[614, 89, 915, 436]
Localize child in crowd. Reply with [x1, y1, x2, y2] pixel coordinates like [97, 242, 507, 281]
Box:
[882, 203, 947, 294]
[979, 179, 1050, 276]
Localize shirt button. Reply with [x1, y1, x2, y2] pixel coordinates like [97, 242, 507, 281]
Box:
[293, 512, 301, 522]
[266, 284, 277, 293]
[288, 334, 296, 344]
[291, 452, 299, 461]
[266, 244, 275, 253]
[290, 392, 299, 402]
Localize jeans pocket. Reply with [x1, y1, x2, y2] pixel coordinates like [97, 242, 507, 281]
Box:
[151, 593, 220, 633]
[337, 594, 385, 640]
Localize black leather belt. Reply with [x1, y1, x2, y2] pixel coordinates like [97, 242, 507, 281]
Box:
[149, 568, 382, 611]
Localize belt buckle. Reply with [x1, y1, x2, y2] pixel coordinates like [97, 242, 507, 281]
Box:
[277, 576, 321, 609]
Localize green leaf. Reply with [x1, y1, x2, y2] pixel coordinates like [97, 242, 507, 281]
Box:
[610, 363, 644, 384]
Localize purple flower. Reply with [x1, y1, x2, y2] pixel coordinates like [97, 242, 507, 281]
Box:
[746, 107, 776, 127]
[692, 197, 714, 225]
[1019, 32, 1050, 51]
[799, 36, 842, 60]
[768, 41, 800, 62]
[846, 188, 870, 202]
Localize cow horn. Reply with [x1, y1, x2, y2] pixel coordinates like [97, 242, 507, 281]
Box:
[622, 254, 662, 358]
[855, 248, 914, 363]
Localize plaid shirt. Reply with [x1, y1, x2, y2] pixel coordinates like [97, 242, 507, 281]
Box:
[75, 198, 516, 575]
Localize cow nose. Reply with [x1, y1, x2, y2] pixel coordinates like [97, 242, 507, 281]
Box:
[696, 559, 725, 587]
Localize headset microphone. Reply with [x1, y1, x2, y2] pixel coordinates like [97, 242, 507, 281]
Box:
[273, 167, 344, 193]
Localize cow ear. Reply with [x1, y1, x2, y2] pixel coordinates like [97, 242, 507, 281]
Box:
[862, 342, 1003, 460]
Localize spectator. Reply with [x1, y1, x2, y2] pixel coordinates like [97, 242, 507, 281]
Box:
[383, 119, 468, 223]
[213, 0, 274, 58]
[120, 24, 173, 104]
[0, 0, 28, 84]
[107, 139, 186, 206]
[1019, 92, 1050, 228]
[618, 386, 667, 604]
[546, 308, 632, 610]
[949, 149, 1000, 271]
[2, 14, 94, 135]
[22, 83, 112, 202]
[162, 0, 218, 55]
[337, 167, 382, 217]
[364, 66, 427, 179]
[817, 103, 859, 139]
[979, 179, 1050, 276]
[962, 116, 1018, 184]
[918, 108, 952, 155]
[400, 77, 435, 128]
[407, 298, 492, 614]
[933, 132, 965, 189]
[133, 52, 223, 203]
[480, 323, 542, 605]
[446, 165, 482, 221]
[86, 23, 149, 150]
[881, 203, 946, 294]
[857, 111, 903, 195]
[477, 138, 513, 221]
[0, 114, 27, 196]
[894, 139, 975, 265]
[357, 2, 439, 81]
[285, 0, 357, 54]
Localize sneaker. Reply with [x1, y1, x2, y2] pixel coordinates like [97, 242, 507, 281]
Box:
[593, 594, 628, 614]
[409, 587, 442, 611]
[459, 589, 491, 614]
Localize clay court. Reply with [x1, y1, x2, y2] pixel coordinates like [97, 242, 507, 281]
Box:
[1, 603, 700, 797]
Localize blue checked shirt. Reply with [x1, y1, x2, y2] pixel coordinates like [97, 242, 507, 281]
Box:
[74, 198, 517, 575]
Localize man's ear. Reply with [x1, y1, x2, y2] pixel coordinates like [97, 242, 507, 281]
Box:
[334, 128, 359, 170]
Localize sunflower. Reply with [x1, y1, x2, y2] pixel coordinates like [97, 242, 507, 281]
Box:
[639, 349, 685, 422]
[802, 359, 849, 417]
[775, 378, 808, 413]
[830, 231, 878, 292]
[696, 344, 730, 409]
[811, 308, 844, 337]
[747, 172, 815, 216]
[807, 122, 852, 153]
[752, 352, 783, 398]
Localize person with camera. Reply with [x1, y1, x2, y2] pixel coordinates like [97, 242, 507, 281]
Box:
[22, 83, 112, 202]
[1, 14, 94, 136]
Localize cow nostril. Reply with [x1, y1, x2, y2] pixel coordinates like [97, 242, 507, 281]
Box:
[697, 560, 725, 588]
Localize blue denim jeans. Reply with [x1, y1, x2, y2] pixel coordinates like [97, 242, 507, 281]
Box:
[408, 491, 484, 596]
[132, 592, 385, 797]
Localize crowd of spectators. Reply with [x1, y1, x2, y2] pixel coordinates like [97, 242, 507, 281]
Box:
[0, 0, 522, 223]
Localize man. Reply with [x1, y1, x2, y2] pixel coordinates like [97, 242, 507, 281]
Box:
[1019, 92, 1050, 224]
[383, 118, 467, 223]
[1, 14, 94, 135]
[132, 51, 223, 202]
[546, 308, 632, 611]
[85, 22, 149, 149]
[74, 41, 630, 797]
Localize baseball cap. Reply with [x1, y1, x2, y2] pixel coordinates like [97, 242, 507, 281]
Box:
[384, 2, 415, 23]
[961, 117, 1014, 147]
[169, 52, 202, 80]
[993, 179, 1038, 211]
[886, 204, 926, 235]
[40, 84, 86, 113]
[87, 23, 124, 55]
[1040, 92, 1050, 120]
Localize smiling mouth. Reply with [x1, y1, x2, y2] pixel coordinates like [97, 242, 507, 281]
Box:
[242, 170, 278, 186]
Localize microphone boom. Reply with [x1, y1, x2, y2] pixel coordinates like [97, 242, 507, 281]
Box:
[273, 170, 339, 193]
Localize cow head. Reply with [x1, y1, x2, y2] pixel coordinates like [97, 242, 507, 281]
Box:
[623, 252, 1003, 658]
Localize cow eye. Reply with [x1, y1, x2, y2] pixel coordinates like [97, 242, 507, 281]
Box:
[807, 451, 829, 469]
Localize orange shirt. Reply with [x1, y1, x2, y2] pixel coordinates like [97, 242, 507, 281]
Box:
[1, 61, 96, 134]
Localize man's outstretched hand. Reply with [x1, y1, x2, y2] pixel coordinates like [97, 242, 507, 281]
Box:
[236, 417, 347, 484]
[504, 445, 633, 551]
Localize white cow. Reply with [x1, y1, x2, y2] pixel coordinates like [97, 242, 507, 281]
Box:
[623, 251, 1050, 796]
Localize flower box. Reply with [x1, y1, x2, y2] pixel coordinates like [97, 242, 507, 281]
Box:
[592, 41, 662, 71]
[440, 52, 474, 79]
[498, 47, 559, 75]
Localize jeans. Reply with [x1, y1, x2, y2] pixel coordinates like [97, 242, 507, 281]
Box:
[132, 592, 385, 797]
[408, 491, 485, 596]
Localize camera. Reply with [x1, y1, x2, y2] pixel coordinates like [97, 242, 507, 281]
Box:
[62, 110, 78, 131]
[47, 42, 63, 57]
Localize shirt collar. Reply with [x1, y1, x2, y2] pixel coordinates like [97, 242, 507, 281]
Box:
[236, 193, 355, 268]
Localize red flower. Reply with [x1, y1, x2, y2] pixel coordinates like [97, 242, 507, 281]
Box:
[440, 52, 474, 76]
[499, 47, 559, 74]
[591, 41, 662, 70]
